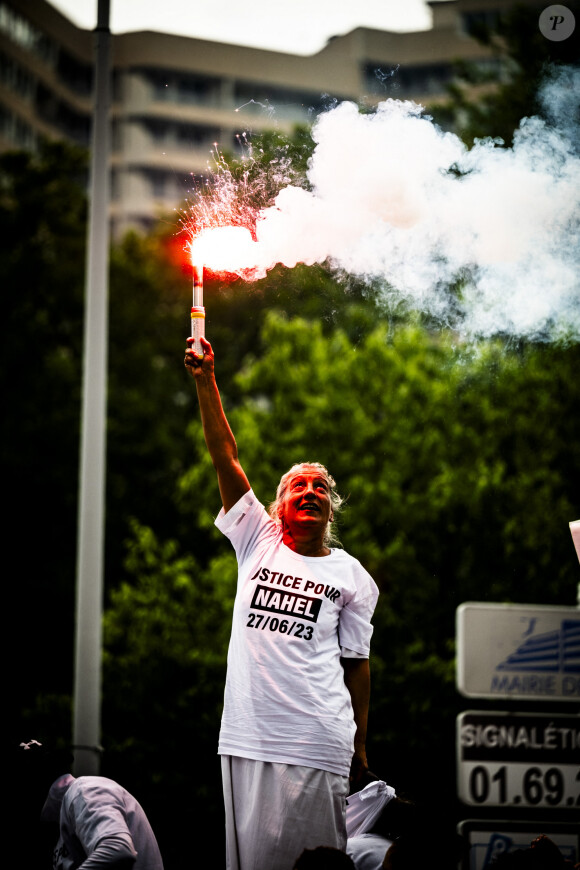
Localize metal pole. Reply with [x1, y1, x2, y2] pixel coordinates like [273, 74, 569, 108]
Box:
[72, 0, 111, 776]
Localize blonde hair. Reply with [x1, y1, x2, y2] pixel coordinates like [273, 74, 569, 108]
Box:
[268, 462, 344, 547]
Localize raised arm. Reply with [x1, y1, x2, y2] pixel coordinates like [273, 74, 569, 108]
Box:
[185, 336, 251, 513]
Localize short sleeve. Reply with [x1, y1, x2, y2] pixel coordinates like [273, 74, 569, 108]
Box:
[214, 488, 257, 535]
[214, 489, 278, 567]
[338, 560, 379, 657]
[340, 646, 367, 659]
[338, 603, 375, 657]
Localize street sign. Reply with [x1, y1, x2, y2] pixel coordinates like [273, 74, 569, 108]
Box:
[456, 602, 580, 701]
[457, 711, 580, 809]
[457, 819, 579, 870]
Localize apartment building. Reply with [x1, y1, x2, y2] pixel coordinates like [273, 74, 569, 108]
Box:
[0, 0, 540, 236]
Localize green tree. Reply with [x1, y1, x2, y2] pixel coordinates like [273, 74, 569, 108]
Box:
[6, 114, 578, 869]
[5, 133, 389, 746]
[102, 312, 579, 866]
[2, 142, 88, 738]
[431, 3, 580, 146]
[100, 519, 237, 858]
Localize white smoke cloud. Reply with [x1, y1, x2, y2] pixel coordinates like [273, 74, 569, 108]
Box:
[243, 66, 580, 342]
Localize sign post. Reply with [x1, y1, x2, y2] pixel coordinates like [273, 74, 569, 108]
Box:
[457, 820, 579, 870]
[457, 710, 579, 810]
[455, 602, 580, 870]
[456, 603, 580, 702]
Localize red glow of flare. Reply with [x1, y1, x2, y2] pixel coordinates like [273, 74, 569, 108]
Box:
[164, 235, 244, 283]
[165, 235, 194, 276]
[203, 266, 242, 283]
[166, 230, 255, 286]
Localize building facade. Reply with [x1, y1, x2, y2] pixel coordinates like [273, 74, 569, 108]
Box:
[0, 0, 540, 236]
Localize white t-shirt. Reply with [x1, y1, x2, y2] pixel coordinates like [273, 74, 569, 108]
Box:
[215, 489, 379, 777]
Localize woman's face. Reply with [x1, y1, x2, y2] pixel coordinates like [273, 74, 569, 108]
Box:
[280, 469, 333, 536]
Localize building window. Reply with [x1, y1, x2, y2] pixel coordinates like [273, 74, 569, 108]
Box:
[142, 67, 222, 106]
[0, 49, 36, 101]
[363, 64, 401, 96]
[140, 117, 220, 150]
[57, 49, 92, 96]
[35, 84, 90, 144]
[175, 121, 218, 147]
[0, 2, 57, 67]
[364, 62, 454, 97]
[0, 103, 38, 149]
[461, 11, 502, 39]
[233, 81, 326, 120]
[110, 168, 120, 201]
[145, 168, 170, 198]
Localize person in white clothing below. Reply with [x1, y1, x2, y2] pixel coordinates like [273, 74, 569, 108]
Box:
[185, 336, 380, 870]
[346, 780, 416, 870]
[15, 739, 164, 870]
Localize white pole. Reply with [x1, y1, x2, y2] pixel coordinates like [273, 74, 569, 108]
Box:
[73, 0, 111, 776]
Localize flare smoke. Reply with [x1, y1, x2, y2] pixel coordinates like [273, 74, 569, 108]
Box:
[218, 66, 580, 343]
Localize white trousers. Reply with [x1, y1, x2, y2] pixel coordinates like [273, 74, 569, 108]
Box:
[221, 756, 349, 870]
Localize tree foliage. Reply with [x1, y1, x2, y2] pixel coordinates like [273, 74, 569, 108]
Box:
[6, 59, 580, 867]
[2, 141, 88, 729]
[101, 313, 579, 865]
[430, 3, 580, 146]
[5, 145, 195, 737]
